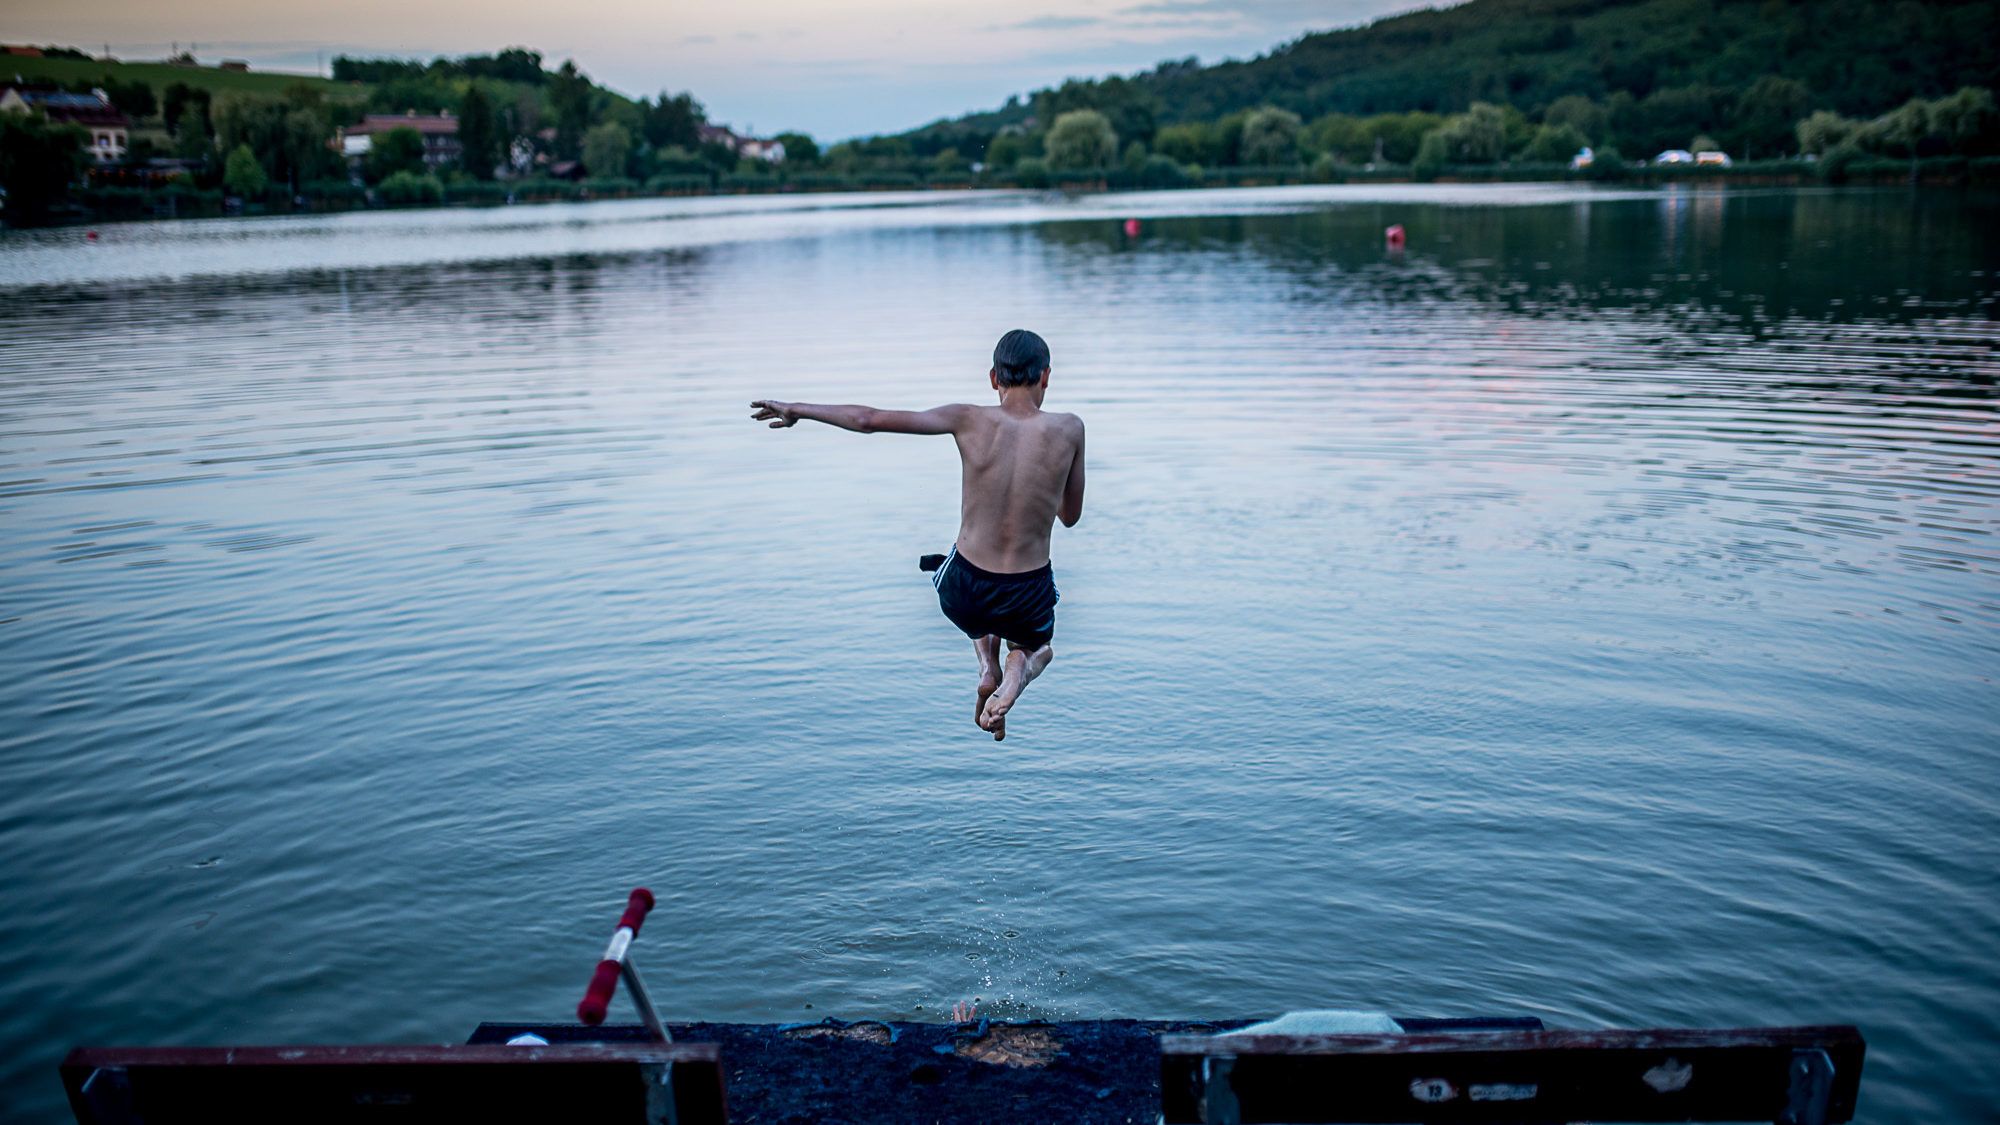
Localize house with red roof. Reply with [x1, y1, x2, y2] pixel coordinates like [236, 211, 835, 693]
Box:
[336, 111, 462, 169]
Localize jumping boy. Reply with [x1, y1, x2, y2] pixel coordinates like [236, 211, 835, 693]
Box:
[750, 329, 1084, 740]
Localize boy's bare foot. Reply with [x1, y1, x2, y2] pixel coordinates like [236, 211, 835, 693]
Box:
[978, 693, 1007, 739]
[973, 634, 1002, 731]
[980, 649, 1027, 736]
[976, 673, 997, 728]
[980, 695, 1013, 739]
[980, 644, 1052, 738]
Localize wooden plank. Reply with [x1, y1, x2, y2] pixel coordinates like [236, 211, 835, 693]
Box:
[1160, 1026, 1864, 1124]
[60, 1043, 727, 1125]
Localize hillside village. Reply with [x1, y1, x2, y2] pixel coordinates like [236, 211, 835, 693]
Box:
[0, 42, 802, 222]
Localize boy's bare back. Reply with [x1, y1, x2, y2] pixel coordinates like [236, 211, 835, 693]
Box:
[949, 404, 1084, 573]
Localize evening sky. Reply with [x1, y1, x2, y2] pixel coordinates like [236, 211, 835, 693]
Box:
[6, 0, 1436, 139]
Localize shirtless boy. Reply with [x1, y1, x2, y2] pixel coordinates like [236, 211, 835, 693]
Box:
[751, 329, 1084, 740]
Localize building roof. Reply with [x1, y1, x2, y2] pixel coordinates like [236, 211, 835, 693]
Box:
[348, 113, 458, 137]
[2, 85, 129, 128]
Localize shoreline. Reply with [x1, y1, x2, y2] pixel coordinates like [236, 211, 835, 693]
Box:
[34, 154, 2000, 230]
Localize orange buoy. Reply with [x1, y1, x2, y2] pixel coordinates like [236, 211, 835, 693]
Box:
[1384, 224, 1405, 249]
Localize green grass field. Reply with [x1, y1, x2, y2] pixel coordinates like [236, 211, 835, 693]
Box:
[2, 54, 364, 106]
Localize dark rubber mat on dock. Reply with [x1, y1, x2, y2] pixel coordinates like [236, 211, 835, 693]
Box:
[473, 1018, 1250, 1124]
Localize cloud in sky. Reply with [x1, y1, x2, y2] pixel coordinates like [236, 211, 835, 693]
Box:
[993, 15, 1104, 31]
[3, 0, 1439, 139]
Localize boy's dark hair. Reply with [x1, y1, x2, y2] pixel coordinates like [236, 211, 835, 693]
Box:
[992, 329, 1050, 387]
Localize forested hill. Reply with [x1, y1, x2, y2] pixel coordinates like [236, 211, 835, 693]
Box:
[901, 0, 1998, 148]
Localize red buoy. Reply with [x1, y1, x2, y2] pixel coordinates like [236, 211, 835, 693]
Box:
[1123, 218, 1141, 238]
[1384, 224, 1405, 249]
[85, 230, 100, 242]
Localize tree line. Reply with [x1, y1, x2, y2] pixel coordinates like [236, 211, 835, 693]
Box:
[883, 0, 1999, 178]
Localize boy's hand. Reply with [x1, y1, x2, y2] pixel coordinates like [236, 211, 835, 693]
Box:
[750, 400, 799, 428]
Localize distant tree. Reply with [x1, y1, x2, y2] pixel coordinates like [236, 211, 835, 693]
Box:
[642, 92, 705, 150]
[773, 131, 818, 164]
[211, 93, 337, 190]
[95, 75, 156, 119]
[1583, 145, 1628, 180]
[280, 82, 324, 110]
[1122, 140, 1149, 171]
[282, 108, 339, 187]
[1411, 130, 1450, 179]
[377, 169, 445, 205]
[1012, 156, 1050, 187]
[1522, 122, 1588, 163]
[457, 84, 500, 179]
[1367, 112, 1442, 164]
[1139, 153, 1190, 186]
[1928, 86, 1999, 154]
[697, 139, 738, 169]
[461, 47, 545, 84]
[1731, 76, 1809, 158]
[1541, 95, 1605, 143]
[1815, 141, 1867, 184]
[510, 88, 543, 147]
[499, 47, 547, 83]
[365, 126, 428, 182]
[1796, 110, 1857, 155]
[224, 143, 268, 197]
[1871, 98, 1931, 158]
[1239, 106, 1302, 164]
[646, 145, 710, 177]
[1420, 102, 1508, 168]
[930, 147, 967, 175]
[1034, 77, 1157, 147]
[1689, 134, 1721, 154]
[581, 122, 633, 177]
[368, 77, 457, 115]
[984, 131, 1024, 169]
[1211, 109, 1251, 165]
[549, 60, 593, 159]
[1044, 109, 1118, 170]
[333, 55, 427, 83]
[162, 84, 211, 133]
[209, 94, 262, 155]
[1626, 86, 1724, 156]
[1151, 122, 1214, 166]
[1304, 112, 1368, 161]
[0, 114, 87, 225]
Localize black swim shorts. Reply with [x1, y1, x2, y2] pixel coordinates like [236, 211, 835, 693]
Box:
[926, 545, 1058, 649]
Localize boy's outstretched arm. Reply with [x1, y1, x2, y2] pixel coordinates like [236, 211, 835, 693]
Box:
[751, 400, 968, 435]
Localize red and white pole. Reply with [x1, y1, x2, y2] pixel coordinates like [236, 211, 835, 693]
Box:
[576, 888, 668, 1041]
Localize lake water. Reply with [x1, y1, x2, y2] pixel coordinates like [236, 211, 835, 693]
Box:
[1, 185, 1995, 1121]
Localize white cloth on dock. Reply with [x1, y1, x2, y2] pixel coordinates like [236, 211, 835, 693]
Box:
[1227, 1010, 1401, 1035]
